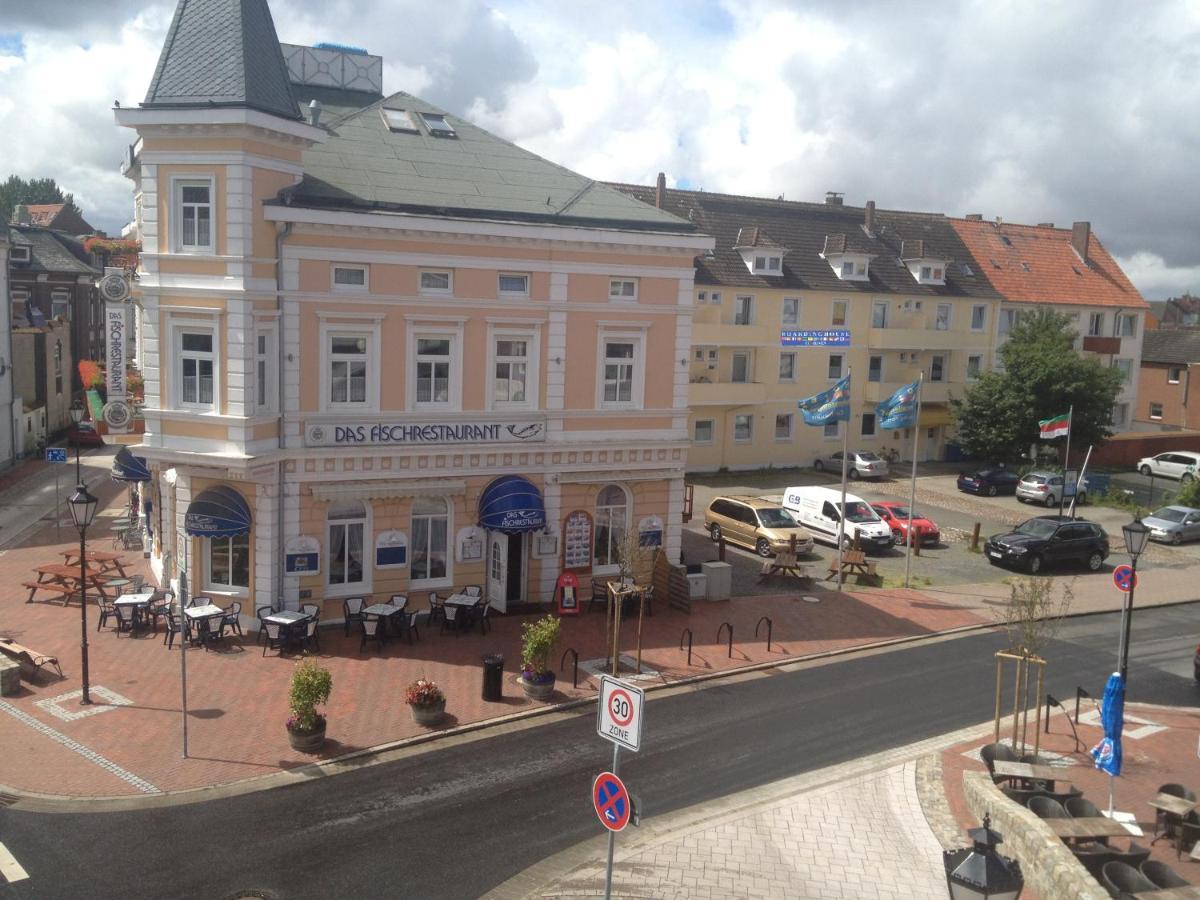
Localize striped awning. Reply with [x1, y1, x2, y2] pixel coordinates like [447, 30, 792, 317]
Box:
[111, 446, 151, 482]
[184, 485, 251, 538]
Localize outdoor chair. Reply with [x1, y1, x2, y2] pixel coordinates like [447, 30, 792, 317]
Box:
[163, 613, 185, 649]
[1108, 842, 1150, 869]
[388, 594, 408, 609]
[1101, 861, 1156, 898]
[201, 615, 225, 648]
[1140, 859, 1189, 889]
[1069, 842, 1111, 880]
[343, 597, 365, 637]
[1047, 785, 1084, 806]
[463, 585, 481, 598]
[440, 604, 460, 636]
[262, 621, 285, 657]
[146, 599, 170, 635]
[186, 596, 207, 609]
[114, 603, 137, 637]
[476, 598, 492, 635]
[222, 601, 243, 636]
[1176, 811, 1200, 859]
[1154, 782, 1196, 844]
[587, 580, 607, 614]
[979, 743, 1017, 781]
[96, 597, 116, 631]
[427, 592, 446, 626]
[641, 584, 655, 617]
[1027, 796, 1069, 819]
[1001, 785, 1048, 807]
[403, 611, 421, 644]
[256, 607, 273, 645]
[1065, 796, 1104, 819]
[301, 604, 319, 619]
[360, 618, 384, 653]
[302, 618, 320, 652]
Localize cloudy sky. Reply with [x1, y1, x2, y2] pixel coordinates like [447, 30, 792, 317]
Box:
[0, 0, 1196, 299]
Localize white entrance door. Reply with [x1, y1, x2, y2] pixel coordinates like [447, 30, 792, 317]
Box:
[486, 531, 525, 613]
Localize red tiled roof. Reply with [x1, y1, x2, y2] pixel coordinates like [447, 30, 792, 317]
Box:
[949, 218, 1146, 309]
[25, 204, 66, 226]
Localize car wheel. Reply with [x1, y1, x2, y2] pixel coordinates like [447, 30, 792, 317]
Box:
[1140, 465, 1152, 477]
[1044, 494, 1057, 508]
[709, 524, 722, 543]
[1184, 473, 1195, 485]
[1027, 554, 1043, 574]
[987, 485, 998, 497]
[848, 468, 860, 480]
[892, 529, 905, 546]
[755, 538, 773, 558]
[1172, 531, 1183, 545]
[1086, 552, 1103, 572]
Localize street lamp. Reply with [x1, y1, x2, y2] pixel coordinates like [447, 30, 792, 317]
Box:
[68, 482, 99, 705]
[1118, 515, 1150, 683]
[943, 813, 1024, 899]
[68, 401, 84, 483]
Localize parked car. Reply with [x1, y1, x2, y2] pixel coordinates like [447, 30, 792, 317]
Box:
[1143, 506, 1200, 545]
[781, 486, 895, 552]
[870, 502, 941, 547]
[984, 515, 1109, 574]
[957, 467, 1020, 497]
[813, 450, 888, 480]
[1194, 642, 1200, 683]
[1016, 471, 1087, 507]
[1136, 451, 1200, 483]
[704, 496, 815, 558]
[66, 421, 104, 448]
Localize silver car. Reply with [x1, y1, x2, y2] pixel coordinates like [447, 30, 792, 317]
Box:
[813, 450, 888, 480]
[1144, 505, 1200, 544]
[1015, 471, 1088, 507]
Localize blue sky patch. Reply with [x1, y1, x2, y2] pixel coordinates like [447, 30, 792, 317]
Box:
[0, 33, 24, 58]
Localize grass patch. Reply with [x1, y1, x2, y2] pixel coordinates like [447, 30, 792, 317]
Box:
[878, 573, 933, 588]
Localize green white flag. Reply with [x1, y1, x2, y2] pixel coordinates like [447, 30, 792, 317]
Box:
[1039, 412, 1070, 440]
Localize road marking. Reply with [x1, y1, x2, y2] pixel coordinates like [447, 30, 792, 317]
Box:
[0, 841, 29, 882]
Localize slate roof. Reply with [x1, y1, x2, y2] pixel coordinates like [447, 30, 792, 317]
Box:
[6, 226, 98, 276]
[279, 88, 693, 232]
[143, 0, 300, 120]
[949, 218, 1146, 309]
[1141, 330, 1200, 365]
[607, 184, 1002, 298]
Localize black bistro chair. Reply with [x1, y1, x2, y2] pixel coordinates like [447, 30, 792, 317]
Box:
[222, 601, 243, 637]
[360, 618, 384, 653]
[1101, 861, 1156, 898]
[1069, 842, 1111, 880]
[1141, 859, 1190, 889]
[343, 597, 366, 637]
[1027, 796, 1068, 820]
[587, 580, 608, 614]
[426, 592, 446, 627]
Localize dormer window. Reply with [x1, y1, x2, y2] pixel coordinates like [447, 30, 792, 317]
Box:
[419, 112, 456, 137]
[734, 227, 788, 277]
[10, 245, 30, 263]
[824, 253, 870, 282]
[752, 255, 782, 273]
[381, 108, 418, 132]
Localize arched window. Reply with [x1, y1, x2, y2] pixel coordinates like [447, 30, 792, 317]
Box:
[328, 499, 367, 590]
[593, 484, 629, 568]
[411, 496, 449, 583]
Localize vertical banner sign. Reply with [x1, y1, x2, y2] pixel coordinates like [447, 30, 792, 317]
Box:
[99, 267, 132, 434]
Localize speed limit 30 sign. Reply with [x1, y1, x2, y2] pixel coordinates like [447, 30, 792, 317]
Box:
[598, 675, 644, 752]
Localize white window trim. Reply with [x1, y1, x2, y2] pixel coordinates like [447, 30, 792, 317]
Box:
[778, 351, 796, 383]
[733, 414, 754, 443]
[832, 300, 848, 327]
[774, 413, 793, 442]
[730, 351, 752, 384]
[596, 329, 646, 411]
[419, 269, 454, 296]
[407, 323, 464, 412]
[608, 278, 638, 302]
[734, 295, 754, 325]
[971, 304, 987, 332]
[171, 316, 220, 412]
[331, 264, 370, 293]
[1149, 403, 1163, 420]
[823, 421, 842, 441]
[409, 497, 454, 590]
[206, 534, 250, 597]
[498, 273, 531, 299]
[592, 483, 631, 576]
[1168, 368, 1182, 385]
[827, 353, 844, 382]
[171, 175, 216, 254]
[782, 297, 800, 326]
[694, 419, 714, 444]
[966, 354, 983, 382]
[255, 324, 278, 413]
[936, 303, 952, 331]
[326, 503, 373, 598]
[320, 321, 381, 413]
[485, 323, 540, 411]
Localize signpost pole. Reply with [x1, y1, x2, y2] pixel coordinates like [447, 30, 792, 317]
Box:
[604, 742, 620, 900]
[55, 465, 60, 540]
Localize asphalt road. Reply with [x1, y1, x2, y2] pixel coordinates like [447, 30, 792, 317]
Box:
[1, 604, 1197, 899]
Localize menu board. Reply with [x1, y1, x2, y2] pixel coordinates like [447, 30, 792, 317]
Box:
[563, 510, 593, 570]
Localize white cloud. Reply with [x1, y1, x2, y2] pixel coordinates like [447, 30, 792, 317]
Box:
[1116, 253, 1200, 301]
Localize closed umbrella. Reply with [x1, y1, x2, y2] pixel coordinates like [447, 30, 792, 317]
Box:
[1090, 671, 1125, 813]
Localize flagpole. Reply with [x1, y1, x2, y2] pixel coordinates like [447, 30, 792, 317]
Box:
[1058, 405, 1073, 518]
[837, 368, 850, 591]
[1069, 444, 1093, 519]
[903, 373, 924, 589]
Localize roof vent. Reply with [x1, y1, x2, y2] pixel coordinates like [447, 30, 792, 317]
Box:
[825, 192, 844, 207]
[307, 99, 322, 126]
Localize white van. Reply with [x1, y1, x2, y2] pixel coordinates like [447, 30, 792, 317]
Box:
[781, 486, 895, 552]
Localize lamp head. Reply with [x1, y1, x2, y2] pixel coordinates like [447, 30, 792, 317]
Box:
[1123, 515, 1150, 559]
[69, 402, 84, 425]
[68, 483, 99, 531]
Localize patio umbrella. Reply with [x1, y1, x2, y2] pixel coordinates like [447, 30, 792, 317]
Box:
[1090, 671, 1124, 813]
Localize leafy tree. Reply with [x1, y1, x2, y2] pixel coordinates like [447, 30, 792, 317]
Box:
[0, 175, 78, 223]
[950, 309, 1124, 463]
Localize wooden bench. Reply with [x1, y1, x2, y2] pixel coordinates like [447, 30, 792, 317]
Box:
[0, 638, 63, 680]
[826, 549, 878, 580]
[23, 581, 75, 604]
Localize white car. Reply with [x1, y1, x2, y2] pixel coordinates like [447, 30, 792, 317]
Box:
[813, 450, 888, 480]
[1136, 451, 1200, 483]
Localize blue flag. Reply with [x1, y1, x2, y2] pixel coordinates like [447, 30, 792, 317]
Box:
[876, 379, 920, 429]
[798, 374, 851, 425]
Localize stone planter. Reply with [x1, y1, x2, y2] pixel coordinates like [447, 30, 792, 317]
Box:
[520, 673, 556, 701]
[410, 700, 446, 727]
[286, 717, 326, 753]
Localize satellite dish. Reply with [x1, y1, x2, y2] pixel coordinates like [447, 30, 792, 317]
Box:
[99, 272, 130, 303]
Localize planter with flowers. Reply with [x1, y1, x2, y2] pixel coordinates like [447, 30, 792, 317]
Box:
[286, 659, 332, 753]
[520, 614, 561, 701]
[406, 677, 446, 727]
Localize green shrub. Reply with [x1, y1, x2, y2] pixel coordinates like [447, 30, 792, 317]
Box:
[1177, 478, 1200, 508]
[288, 659, 332, 733]
[521, 614, 561, 677]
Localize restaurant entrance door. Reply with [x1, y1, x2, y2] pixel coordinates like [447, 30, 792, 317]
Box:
[486, 531, 526, 612]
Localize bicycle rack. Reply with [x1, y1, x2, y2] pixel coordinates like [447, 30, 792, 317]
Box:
[679, 628, 693, 666]
[1075, 686, 1090, 722]
[560, 647, 579, 689]
[755, 616, 773, 652]
[716, 622, 733, 659]
[1045, 692, 1085, 754]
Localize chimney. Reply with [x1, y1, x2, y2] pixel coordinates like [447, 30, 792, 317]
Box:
[864, 200, 876, 234]
[1071, 221, 1090, 262]
[825, 192, 844, 206]
[307, 99, 323, 126]
[13, 204, 30, 225]
[965, 213, 983, 221]
[655, 172, 666, 209]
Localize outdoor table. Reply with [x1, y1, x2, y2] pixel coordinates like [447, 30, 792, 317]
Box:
[60, 550, 129, 575]
[1134, 888, 1200, 899]
[114, 593, 154, 632]
[826, 549, 877, 580]
[758, 551, 811, 583]
[102, 578, 133, 591]
[185, 604, 225, 621]
[1148, 793, 1198, 818]
[1044, 817, 1133, 842]
[991, 760, 1060, 783]
[363, 604, 404, 639]
[264, 610, 308, 626]
[444, 594, 477, 608]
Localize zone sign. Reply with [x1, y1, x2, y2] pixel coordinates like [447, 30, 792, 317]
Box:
[597, 675, 644, 752]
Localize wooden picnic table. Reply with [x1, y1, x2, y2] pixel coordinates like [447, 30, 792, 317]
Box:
[59, 550, 129, 575]
[992, 760, 1061, 783]
[826, 548, 877, 580]
[759, 551, 812, 583]
[33, 564, 122, 596]
[1044, 816, 1133, 842]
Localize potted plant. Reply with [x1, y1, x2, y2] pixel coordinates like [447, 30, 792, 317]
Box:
[520, 614, 561, 700]
[286, 659, 332, 753]
[405, 677, 446, 727]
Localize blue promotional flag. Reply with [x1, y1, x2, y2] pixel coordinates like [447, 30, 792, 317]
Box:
[1090, 671, 1124, 777]
[876, 379, 920, 430]
[798, 374, 850, 425]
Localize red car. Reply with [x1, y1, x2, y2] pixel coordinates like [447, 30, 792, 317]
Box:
[66, 421, 105, 448]
[870, 502, 940, 547]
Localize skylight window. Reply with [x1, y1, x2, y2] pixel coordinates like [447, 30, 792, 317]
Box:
[419, 112, 456, 137]
[381, 108, 418, 132]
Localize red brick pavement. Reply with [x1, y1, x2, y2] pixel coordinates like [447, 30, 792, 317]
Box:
[0, 479, 992, 799]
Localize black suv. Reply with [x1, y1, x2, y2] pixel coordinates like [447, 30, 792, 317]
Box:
[984, 516, 1109, 574]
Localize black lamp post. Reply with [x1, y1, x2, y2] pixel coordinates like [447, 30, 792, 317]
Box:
[68, 482, 99, 705]
[68, 402, 84, 484]
[1118, 515, 1150, 683]
[943, 813, 1024, 899]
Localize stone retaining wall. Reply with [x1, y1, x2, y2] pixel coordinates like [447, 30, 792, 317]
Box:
[962, 770, 1108, 900]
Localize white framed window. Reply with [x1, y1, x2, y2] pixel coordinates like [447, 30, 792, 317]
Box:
[971, 304, 987, 331]
[593, 484, 629, 570]
[872, 300, 888, 328]
[332, 265, 368, 292]
[1169, 367, 1182, 384]
[381, 107, 418, 132]
[775, 413, 792, 441]
[832, 300, 848, 326]
[328, 333, 369, 407]
[1087, 312, 1105, 337]
[609, 279, 638, 301]
[255, 328, 275, 412]
[920, 265, 932, 280]
[1111, 402, 1129, 427]
[967, 354, 982, 381]
[734, 295, 754, 325]
[420, 270, 453, 294]
[488, 329, 537, 409]
[841, 261, 854, 278]
[411, 496, 451, 586]
[782, 297, 800, 325]
[779, 352, 796, 382]
[597, 331, 645, 409]
[731, 352, 751, 384]
[709, 291, 722, 305]
[936, 303, 951, 331]
[328, 499, 369, 595]
[694, 419, 714, 443]
[178, 327, 216, 409]
[753, 255, 782, 273]
[861, 413, 876, 437]
[1112, 358, 1133, 383]
[1149, 402, 1164, 420]
[930, 354, 945, 382]
[823, 420, 840, 440]
[734, 414, 753, 442]
[828, 353, 844, 380]
[415, 337, 452, 405]
[1116, 314, 1136, 337]
[208, 534, 250, 593]
[406, 323, 463, 411]
[998, 309, 1017, 335]
[174, 177, 214, 253]
[498, 273, 530, 297]
[51, 289, 71, 320]
[697, 291, 707, 304]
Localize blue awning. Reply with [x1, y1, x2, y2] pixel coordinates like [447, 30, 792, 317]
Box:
[111, 446, 151, 483]
[185, 485, 252, 538]
[478, 475, 545, 533]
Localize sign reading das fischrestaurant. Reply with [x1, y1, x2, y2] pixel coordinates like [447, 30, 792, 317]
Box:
[304, 420, 546, 447]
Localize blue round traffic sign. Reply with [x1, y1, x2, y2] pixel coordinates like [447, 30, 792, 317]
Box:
[592, 771, 631, 832]
[1113, 564, 1136, 593]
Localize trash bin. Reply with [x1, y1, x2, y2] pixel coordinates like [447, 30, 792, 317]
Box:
[482, 654, 504, 702]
